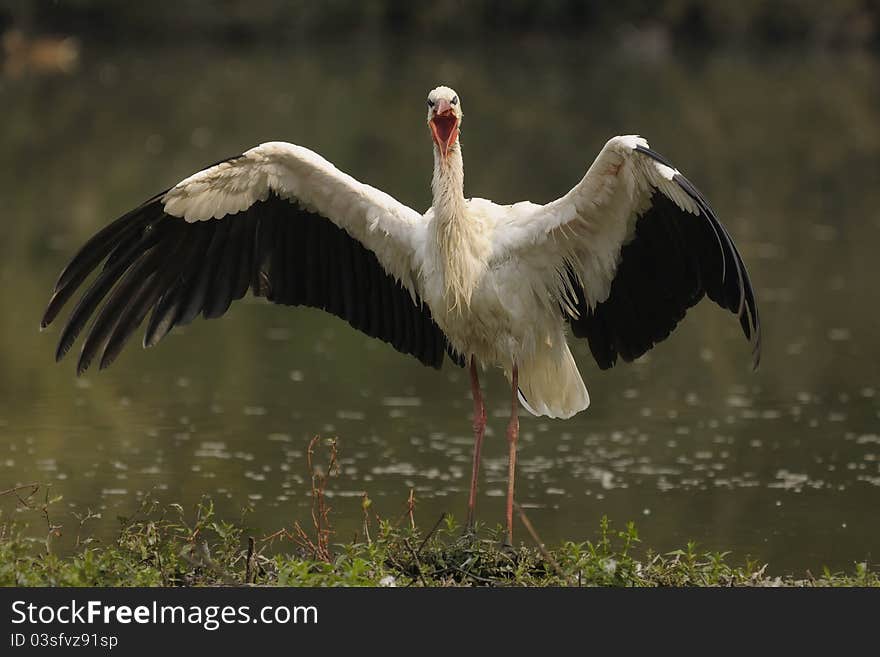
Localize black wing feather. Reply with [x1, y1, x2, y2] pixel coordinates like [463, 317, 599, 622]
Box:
[78, 226, 177, 374]
[100, 231, 193, 370]
[204, 213, 246, 319]
[143, 224, 214, 345]
[175, 220, 227, 327]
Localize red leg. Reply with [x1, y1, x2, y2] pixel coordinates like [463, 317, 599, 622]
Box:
[505, 365, 520, 545]
[466, 356, 486, 533]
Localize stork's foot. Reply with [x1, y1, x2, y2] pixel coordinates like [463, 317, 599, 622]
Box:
[497, 540, 518, 557]
[454, 525, 480, 549]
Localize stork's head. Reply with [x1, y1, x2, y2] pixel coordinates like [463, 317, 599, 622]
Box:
[427, 85, 462, 159]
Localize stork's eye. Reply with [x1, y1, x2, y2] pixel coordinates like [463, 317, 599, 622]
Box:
[451, 96, 458, 105]
[427, 99, 435, 108]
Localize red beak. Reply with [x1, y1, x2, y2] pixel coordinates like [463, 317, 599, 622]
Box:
[430, 100, 459, 159]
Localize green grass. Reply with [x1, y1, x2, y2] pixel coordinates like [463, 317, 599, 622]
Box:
[1, 495, 876, 587]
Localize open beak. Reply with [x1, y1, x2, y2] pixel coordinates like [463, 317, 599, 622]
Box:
[430, 99, 459, 159]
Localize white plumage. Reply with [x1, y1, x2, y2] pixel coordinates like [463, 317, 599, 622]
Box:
[43, 85, 760, 542]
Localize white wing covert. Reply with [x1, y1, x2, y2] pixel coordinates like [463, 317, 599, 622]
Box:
[163, 142, 424, 291]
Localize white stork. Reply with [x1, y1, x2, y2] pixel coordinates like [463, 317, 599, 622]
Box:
[42, 85, 760, 543]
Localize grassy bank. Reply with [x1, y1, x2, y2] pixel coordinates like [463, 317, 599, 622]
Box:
[1, 492, 876, 587]
[2, 436, 877, 587]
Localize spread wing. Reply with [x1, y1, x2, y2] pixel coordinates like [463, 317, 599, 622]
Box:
[42, 141, 459, 373]
[495, 135, 761, 370]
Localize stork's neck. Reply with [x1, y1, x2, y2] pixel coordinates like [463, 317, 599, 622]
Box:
[431, 143, 484, 312]
[431, 143, 466, 221]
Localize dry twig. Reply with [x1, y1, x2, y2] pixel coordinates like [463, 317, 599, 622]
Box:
[513, 502, 562, 576]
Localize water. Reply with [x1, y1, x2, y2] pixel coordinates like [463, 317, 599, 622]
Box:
[2, 40, 879, 573]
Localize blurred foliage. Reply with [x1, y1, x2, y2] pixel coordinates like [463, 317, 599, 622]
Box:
[1, 0, 879, 48]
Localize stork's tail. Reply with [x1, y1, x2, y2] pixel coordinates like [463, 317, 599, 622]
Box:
[513, 343, 589, 419]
